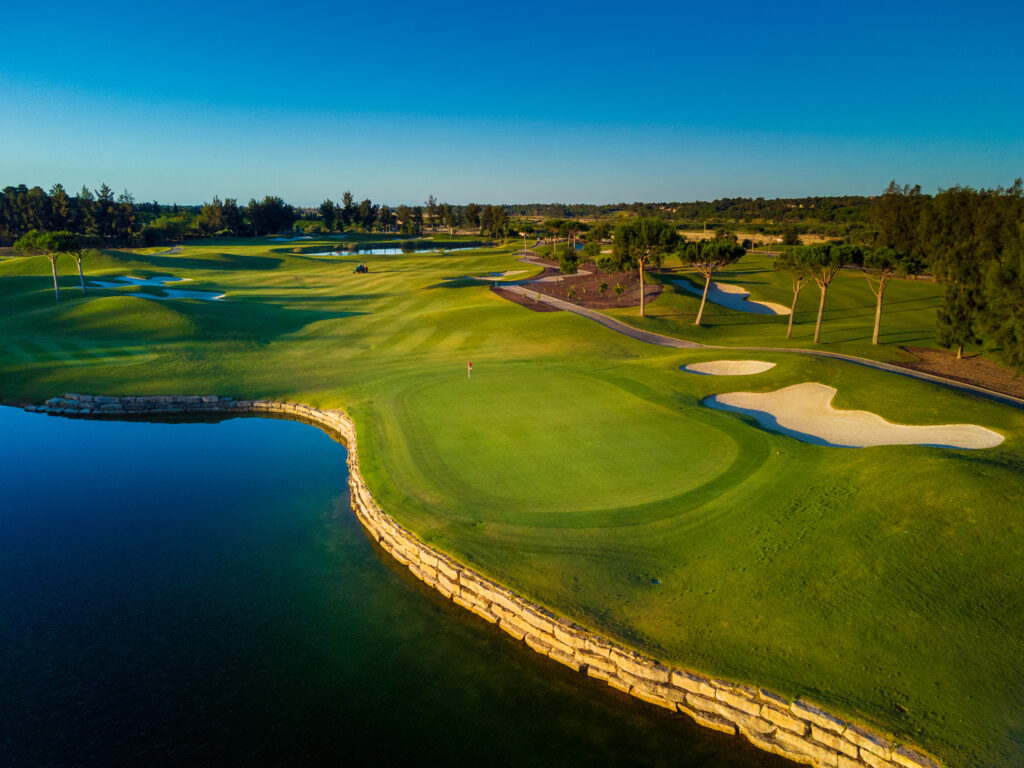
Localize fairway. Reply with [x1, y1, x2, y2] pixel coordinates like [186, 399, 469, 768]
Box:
[2, 238, 1022, 768]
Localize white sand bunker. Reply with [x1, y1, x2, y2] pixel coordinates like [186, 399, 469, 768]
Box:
[684, 360, 776, 376]
[678, 279, 790, 315]
[706, 382, 1003, 449]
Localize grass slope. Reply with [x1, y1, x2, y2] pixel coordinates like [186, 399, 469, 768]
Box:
[1, 239, 1021, 767]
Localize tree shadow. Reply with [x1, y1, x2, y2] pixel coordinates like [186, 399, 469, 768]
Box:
[175, 299, 368, 344]
[426, 277, 484, 289]
[107, 250, 284, 272]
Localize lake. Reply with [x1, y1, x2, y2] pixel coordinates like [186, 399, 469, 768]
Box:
[0, 406, 788, 767]
[307, 244, 480, 256]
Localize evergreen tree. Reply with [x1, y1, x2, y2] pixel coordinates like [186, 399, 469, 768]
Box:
[319, 199, 336, 231]
[77, 187, 97, 236]
[358, 199, 378, 231]
[774, 250, 812, 339]
[49, 184, 72, 230]
[222, 198, 243, 234]
[14, 230, 62, 301]
[341, 191, 356, 229]
[860, 247, 924, 344]
[376, 204, 394, 233]
[612, 217, 680, 317]
[94, 184, 115, 240]
[425, 195, 437, 231]
[681, 238, 745, 325]
[800, 244, 852, 344]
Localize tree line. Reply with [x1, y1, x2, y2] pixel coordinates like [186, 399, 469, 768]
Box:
[1, 184, 524, 245]
[1, 184, 137, 245]
[556, 199, 1023, 370]
[869, 180, 1024, 366]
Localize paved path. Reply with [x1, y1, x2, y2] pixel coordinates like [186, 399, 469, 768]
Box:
[504, 285, 701, 349]
[503, 266, 1024, 410]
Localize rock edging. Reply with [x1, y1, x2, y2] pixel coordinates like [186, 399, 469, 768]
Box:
[28, 393, 942, 768]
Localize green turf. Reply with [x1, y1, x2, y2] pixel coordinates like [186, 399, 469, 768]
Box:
[608, 252, 948, 362]
[1, 240, 1021, 767]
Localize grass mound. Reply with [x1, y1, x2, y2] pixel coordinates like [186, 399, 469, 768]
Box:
[49, 296, 197, 340]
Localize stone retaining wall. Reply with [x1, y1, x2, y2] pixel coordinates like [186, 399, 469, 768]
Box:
[29, 393, 942, 768]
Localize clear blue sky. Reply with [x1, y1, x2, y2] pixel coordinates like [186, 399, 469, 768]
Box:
[2, 0, 1022, 205]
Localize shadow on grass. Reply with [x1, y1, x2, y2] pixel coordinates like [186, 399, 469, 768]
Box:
[181, 300, 369, 344]
[426, 277, 484, 289]
[108, 250, 284, 272]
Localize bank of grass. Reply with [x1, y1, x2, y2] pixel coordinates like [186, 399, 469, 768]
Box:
[1, 239, 1021, 767]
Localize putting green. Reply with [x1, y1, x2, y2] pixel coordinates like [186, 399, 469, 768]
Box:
[390, 369, 739, 515]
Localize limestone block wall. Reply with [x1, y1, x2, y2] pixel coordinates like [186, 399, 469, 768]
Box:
[29, 394, 942, 768]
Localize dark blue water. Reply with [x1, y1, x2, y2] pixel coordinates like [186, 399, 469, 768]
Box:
[0, 407, 787, 767]
[308, 244, 477, 256]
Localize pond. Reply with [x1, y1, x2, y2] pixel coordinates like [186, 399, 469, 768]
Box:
[0, 406, 788, 767]
[307, 244, 480, 256]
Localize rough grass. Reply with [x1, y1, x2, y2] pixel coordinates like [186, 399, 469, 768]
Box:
[1, 240, 1021, 767]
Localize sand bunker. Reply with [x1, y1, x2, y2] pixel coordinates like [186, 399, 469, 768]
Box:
[677, 279, 790, 315]
[706, 382, 1003, 449]
[88, 275, 225, 301]
[684, 360, 777, 376]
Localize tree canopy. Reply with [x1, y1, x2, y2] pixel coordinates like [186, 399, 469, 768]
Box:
[612, 217, 680, 317]
[681, 239, 745, 325]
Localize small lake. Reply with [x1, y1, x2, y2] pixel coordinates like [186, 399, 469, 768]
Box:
[0, 406, 787, 767]
[307, 244, 480, 256]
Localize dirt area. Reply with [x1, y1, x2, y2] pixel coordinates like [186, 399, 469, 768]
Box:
[509, 257, 662, 309]
[490, 286, 562, 311]
[896, 347, 1024, 399]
